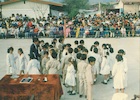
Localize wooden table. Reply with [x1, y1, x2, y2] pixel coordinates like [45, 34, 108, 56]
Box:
[0, 74, 63, 100]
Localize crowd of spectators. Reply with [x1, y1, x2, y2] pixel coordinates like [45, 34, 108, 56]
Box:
[0, 12, 140, 39]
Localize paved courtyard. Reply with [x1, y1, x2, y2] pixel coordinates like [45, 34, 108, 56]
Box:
[0, 37, 139, 100]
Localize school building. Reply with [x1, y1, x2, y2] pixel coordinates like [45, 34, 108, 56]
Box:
[114, 0, 140, 14]
[1, 0, 64, 18]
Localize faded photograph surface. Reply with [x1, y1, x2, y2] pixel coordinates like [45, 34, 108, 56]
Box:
[0, 0, 140, 100]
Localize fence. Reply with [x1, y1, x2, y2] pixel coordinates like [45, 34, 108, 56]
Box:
[0, 29, 140, 39]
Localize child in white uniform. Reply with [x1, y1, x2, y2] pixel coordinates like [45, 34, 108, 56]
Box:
[109, 48, 115, 78]
[41, 51, 50, 74]
[27, 54, 40, 75]
[18, 48, 27, 75]
[100, 52, 110, 84]
[85, 56, 96, 100]
[46, 52, 60, 74]
[6, 47, 16, 75]
[91, 48, 101, 83]
[101, 44, 108, 57]
[62, 48, 73, 84]
[78, 54, 88, 98]
[65, 57, 76, 95]
[75, 53, 82, 94]
[118, 49, 128, 88]
[112, 55, 126, 93]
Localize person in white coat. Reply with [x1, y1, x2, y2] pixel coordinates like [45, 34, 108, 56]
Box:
[6, 47, 17, 75]
[41, 51, 50, 74]
[100, 52, 110, 84]
[85, 56, 96, 100]
[62, 48, 73, 84]
[112, 54, 126, 93]
[101, 44, 107, 57]
[18, 48, 27, 75]
[91, 48, 101, 83]
[65, 57, 76, 95]
[78, 54, 88, 98]
[75, 53, 82, 94]
[109, 48, 115, 78]
[27, 54, 40, 75]
[118, 49, 128, 88]
[46, 51, 60, 74]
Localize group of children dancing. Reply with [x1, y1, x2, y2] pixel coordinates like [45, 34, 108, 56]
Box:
[6, 38, 128, 100]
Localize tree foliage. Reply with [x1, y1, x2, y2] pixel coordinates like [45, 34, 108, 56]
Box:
[91, 3, 114, 12]
[64, 0, 89, 18]
[100, 3, 114, 11]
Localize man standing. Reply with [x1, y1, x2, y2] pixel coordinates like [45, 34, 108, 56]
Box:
[30, 37, 40, 60]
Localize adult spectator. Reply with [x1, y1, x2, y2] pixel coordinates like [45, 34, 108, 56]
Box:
[30, 37, 40, 60]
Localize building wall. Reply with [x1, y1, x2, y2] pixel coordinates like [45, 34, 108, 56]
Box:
[124, 4, 140, 14]
[114, 0, 140, 14]
[2, 1, 50, 18]
[114, 0, 123, 9]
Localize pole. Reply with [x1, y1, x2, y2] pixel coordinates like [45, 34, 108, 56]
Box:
[64, 19, 66, 39]
[99, 2, 101, 11]
[0, 2, 2, 19]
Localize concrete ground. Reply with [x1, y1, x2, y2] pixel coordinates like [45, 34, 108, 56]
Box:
[0, 37, 139, 100]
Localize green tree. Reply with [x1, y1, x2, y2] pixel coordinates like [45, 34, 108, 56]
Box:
[100, 3, 113, 12]
[64, 0, 89, 18]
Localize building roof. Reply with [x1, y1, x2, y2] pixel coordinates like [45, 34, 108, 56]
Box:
[121, 0, 140, 3]
[1, 0, 63, 7]
[42, 0, 63, 3]
[89, 0, 116, 5]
